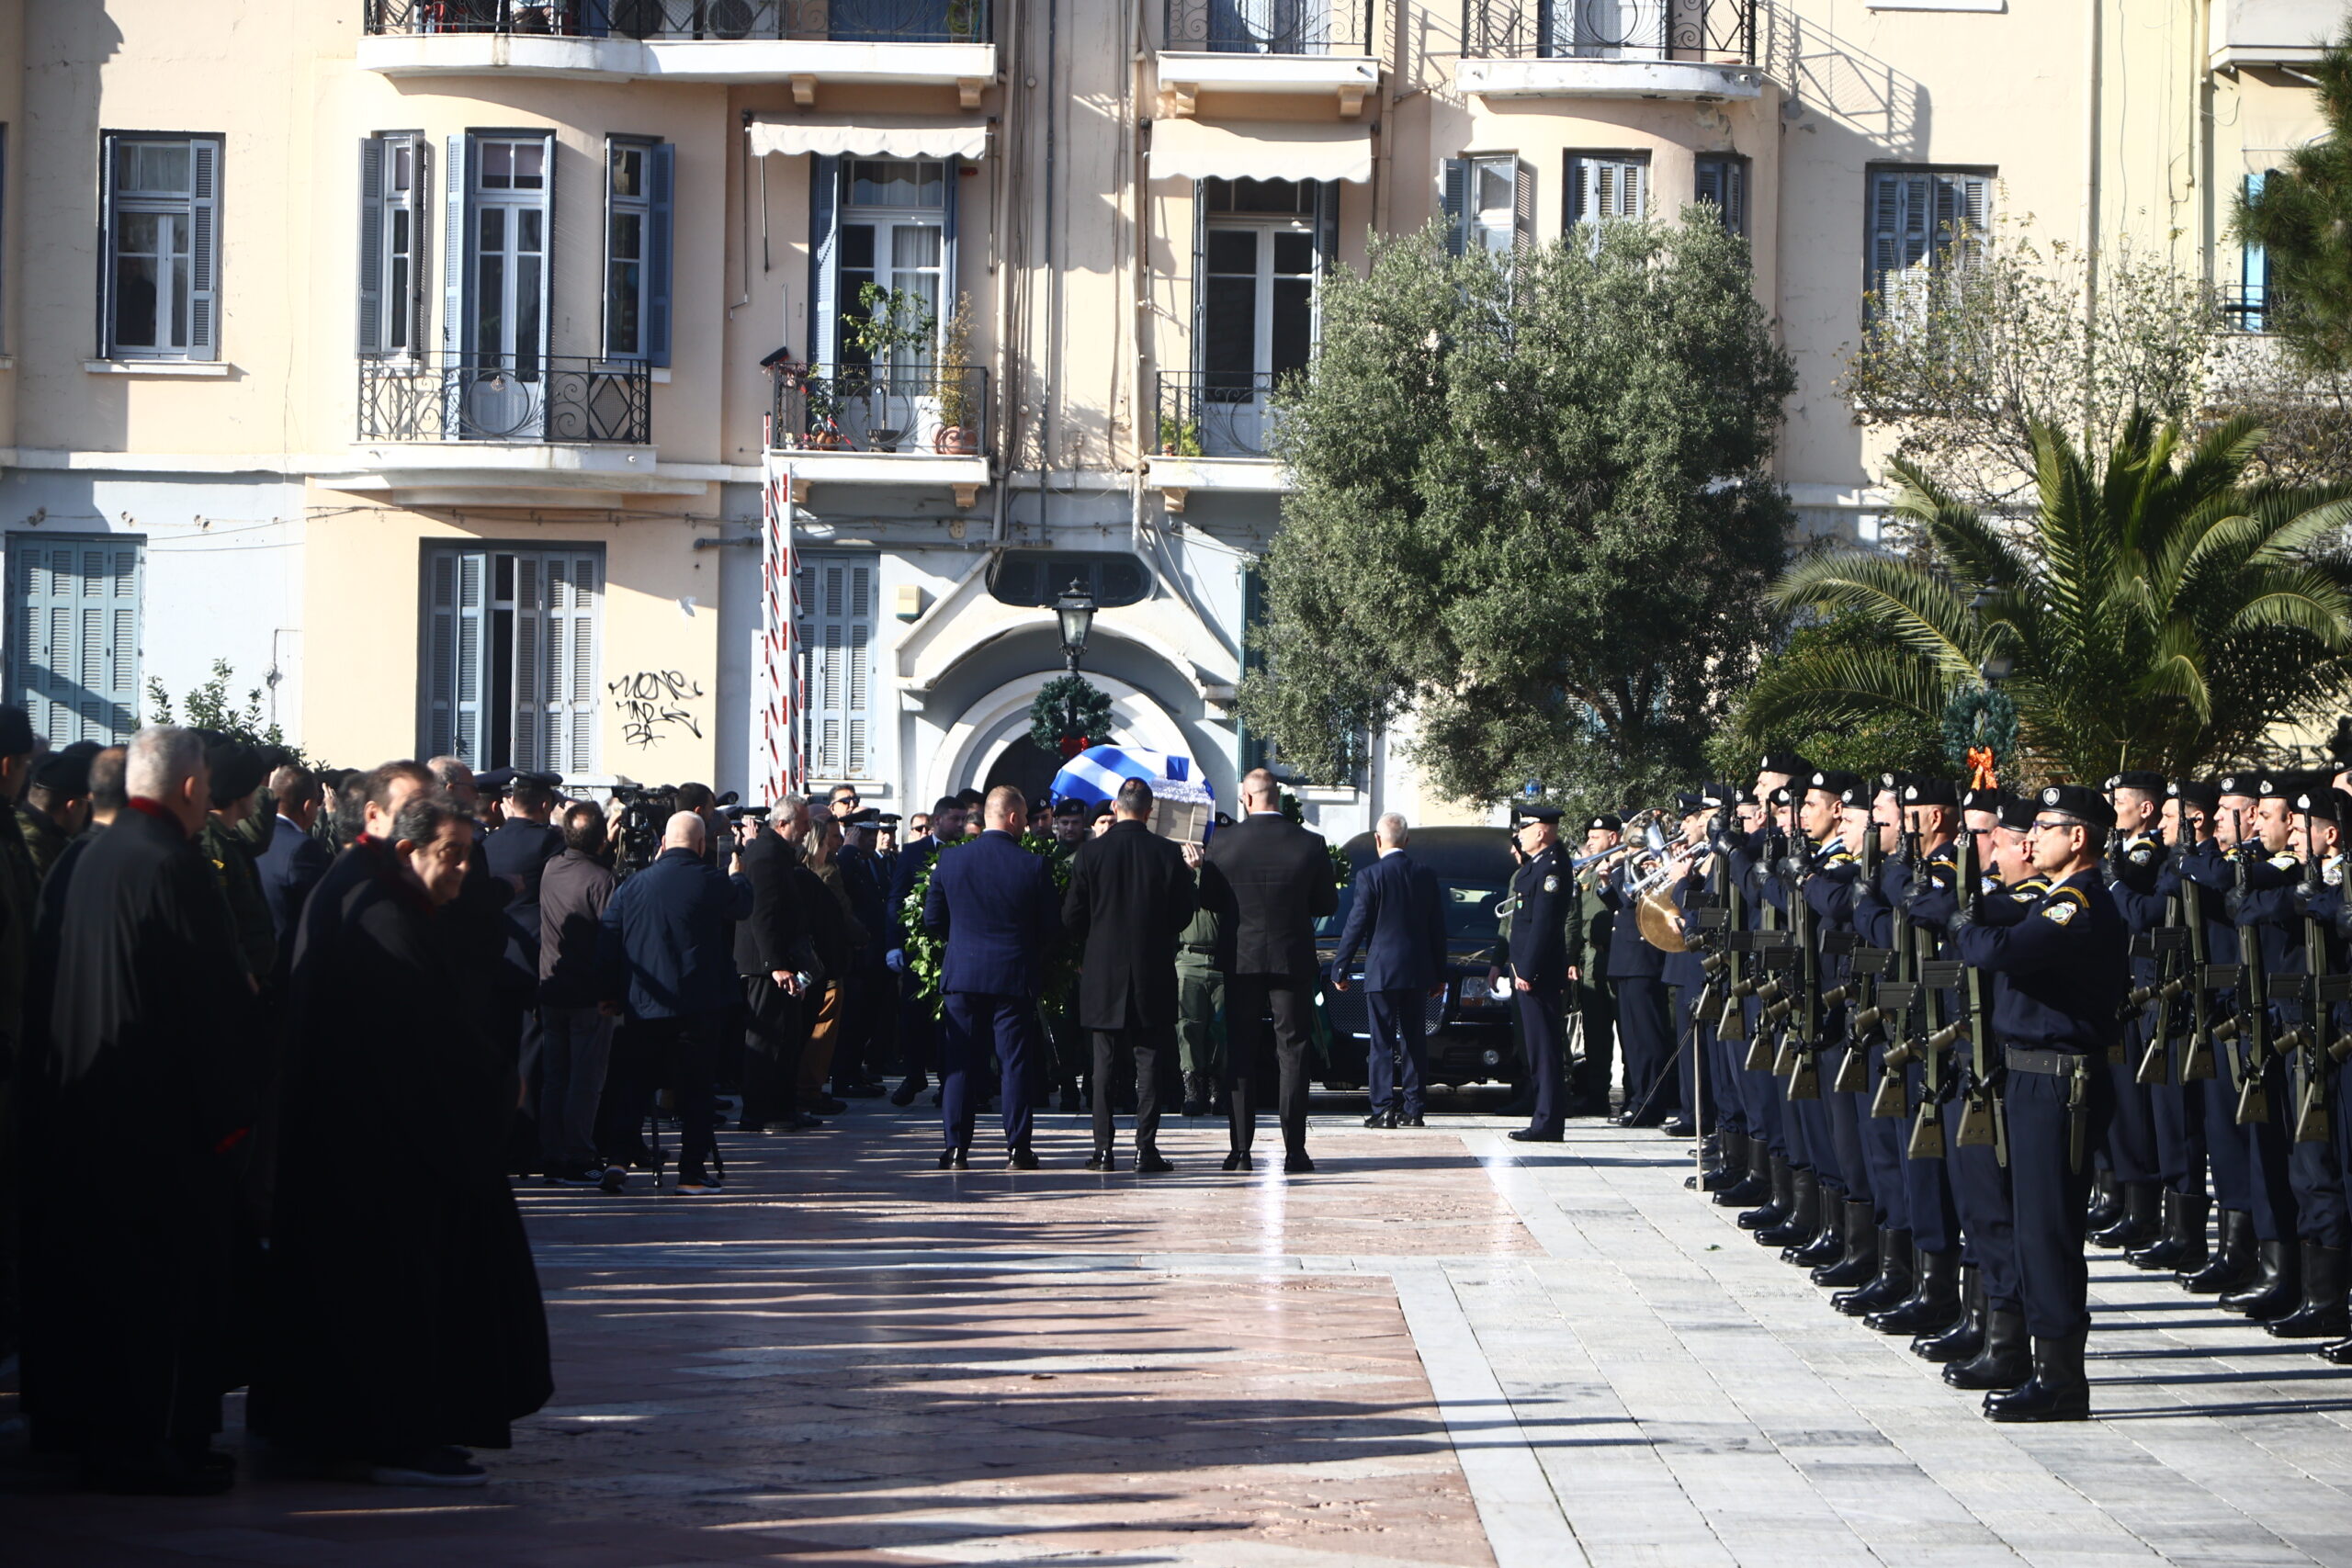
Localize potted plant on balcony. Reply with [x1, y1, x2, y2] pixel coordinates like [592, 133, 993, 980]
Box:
[849, 283, 937, 454]
[1157, 412, 1203, 457]
[934, 293, 980, 455]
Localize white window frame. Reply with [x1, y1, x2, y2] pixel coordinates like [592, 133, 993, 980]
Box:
[838, 158, 947, 373]
[1566, 151, 1649, 238]
[100, 132, 221, 362]
[358, 132, 427, 358]
[602, 135, 673, 366]
[797, 552, 879, 783]
[421, 543, 603, 774]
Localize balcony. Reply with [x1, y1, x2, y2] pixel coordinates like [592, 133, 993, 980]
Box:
[1457, 0, 1759, 101]
[768, 362, 991, 508]
[361, 0, 998, 102]
[2210, 0, 2342, 69]
[1158, 0, 1379, 118]
[1149, 371, 1289, 511]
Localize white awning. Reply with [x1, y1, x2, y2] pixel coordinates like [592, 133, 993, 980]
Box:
[746, 114, 990, 161]
[1148, 118, 1373, 184]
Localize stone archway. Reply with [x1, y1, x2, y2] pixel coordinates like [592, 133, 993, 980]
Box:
[929, 671, 1193, 807]
[983, 735, 1064, 807]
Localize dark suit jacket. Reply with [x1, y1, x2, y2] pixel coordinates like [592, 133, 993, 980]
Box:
[887, 833, 943, 949]
[255, 813, 334, 943]
[1063, 818, 1197, 1031]
[922, 829, 1060, 998]
[1201, 811, 1337, 979]
[1331, 849, 1446, 993]
[732, 829, 812, 980]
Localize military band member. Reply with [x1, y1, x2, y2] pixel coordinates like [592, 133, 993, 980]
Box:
[1503, 807, 1579, 1144]
[1949, 784, 2129, 1421]
[1568, 814, 1622, 1117]
[1600, 804, 1675, 1129]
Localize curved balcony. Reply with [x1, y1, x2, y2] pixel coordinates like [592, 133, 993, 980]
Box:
[1456, 0, 1759, 100]
[361, 0, 998, 99]
[1158, 0, 1379, 117]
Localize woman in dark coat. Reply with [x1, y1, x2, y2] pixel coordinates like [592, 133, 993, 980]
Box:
[252, 793, 550, 1486]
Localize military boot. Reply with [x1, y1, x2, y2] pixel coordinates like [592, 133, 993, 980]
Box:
[2089, 1179, 2162, 1250]
[1810, 1199, 1880, 1288]
[1914, 1263, 1985, 1364]
[1714, 1138, 1772, 1208]
[1738, 1153, 1793, 1231]
[1758, 1168, 1820, 1249]
[1835, 1228, 1912, 1317]
[1868, 1246, 1962, 1337]
[2222, 1239, 2301, 1321]
[2181, 1208, 2258, 1293]
[1983, 1325, 2091, 1423]
[2265, 1244, 2350, 1339]
[1790, 1191, 1850, 1268]
[1702, 1129, 1747, 1193]
[2084, 1168, 2124, 1232]
[2128, 1190, 2208, 1273]
[1943, 1306, 2030, 1391]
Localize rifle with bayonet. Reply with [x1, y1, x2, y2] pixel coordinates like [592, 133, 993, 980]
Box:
[2211, 833, 2271, 1125]
[1781, 841, 1824, 1101]
[1714, 807, 1755, 1055]
[1824, 818, 1888, 1095]
[1947, 826, 1998, 1160]
[1866, 824, 1922, 1121]
[2177, 856, 2217, 1083]
[2274, 819, 2332, 1144]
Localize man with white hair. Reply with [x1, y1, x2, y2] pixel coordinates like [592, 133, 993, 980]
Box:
[1330, 812, 1448, 1129]
[26, 724, 254, 1493]
[597, 810, 753, 1193]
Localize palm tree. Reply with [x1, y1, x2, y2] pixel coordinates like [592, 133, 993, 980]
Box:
[1741, 412, 2352, 784]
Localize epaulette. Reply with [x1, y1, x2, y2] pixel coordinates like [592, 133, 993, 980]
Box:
[2044, 884, 2090, 907]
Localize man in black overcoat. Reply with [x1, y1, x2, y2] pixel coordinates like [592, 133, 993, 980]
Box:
[1063, 777, 1197, 1170]
[1198, 768, 1338, 1174]
[25, 724, 253, 1494]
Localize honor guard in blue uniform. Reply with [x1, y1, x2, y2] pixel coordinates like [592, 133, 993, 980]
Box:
[2117, 780, 2218, 1279]
[1950, 783, 2129, 1421]
[2092, 769, 2172, 1252]
[2266, 781, 2350, 1341]
[1504, 806, 1578, 1144]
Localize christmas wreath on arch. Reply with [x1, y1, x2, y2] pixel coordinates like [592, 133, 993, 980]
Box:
[1029, 675, 1114, 759]
[1940, 682, 2018, 790]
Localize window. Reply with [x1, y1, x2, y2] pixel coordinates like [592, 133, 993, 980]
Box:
[1192, 176, 1339, 457]
[1566, 152, 1648, 235]
[603, 138, 674, 365]
[422, 544, 601, 773]
[1544, 0, 1665, 58]
[1865, 164, 1992, 318]
[2232, 170, 2272, 332]
[1443, 155, 1531, 256]
[797, 553, 878, 782]
[1204, 0, 1336, 55]
[442, 131, 555, 434]
[1695, 154, 1747, 236]
[358, 133, 426, 356]
[101, 133, 221, 361]
[7, 536, 143, 746]
[837, 158, 945, 372]
[989, 552, 1151, 609]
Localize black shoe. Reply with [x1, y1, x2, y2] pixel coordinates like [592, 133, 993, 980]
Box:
[937, 1146, 967, 1169]
[2127, 1190, 2208, 1272]
[2222, 1240, 2300, 1320]
[1508, 1126, 1563, 1143]
[1944, 1307, 2030, 1391]
[1085, 1147, 1114, 1170]
[2265, 1244, 2350, 1338]
[1136, 1148, 1174, 1174]
[782, 1111, 826, 1130]
[1363, 1109, 1396, 1129]
[1984, 1328, 2091, 1423]
[1396, 1112, 1426, 1127]
[1714, 1142, 1773, 1208]
[2090, 1180, 2162, 1250]
[1659, 1120, 1697, 1139]
[1284, 1152, 1316, 1174]
[836, 1079, 887, 1099]
[890, 1075, 925, 1108]
[1789, 1207, 1849, 1269]
[1915, 1264, 1986, 1364]
[2181, 1208, 2258, 1293]
[598, 1164, 628, 1194]
[808, 1094, 848, 1116]
[735, 1120, 771, 1135]
[2319, 1334, 2352, 1365]
[1222, 1152, 1253, 1172]
[1866, 1248, 1963, 1337]
[1008, 1146, 1039, 1169]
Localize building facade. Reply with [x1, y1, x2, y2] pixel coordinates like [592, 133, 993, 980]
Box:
[0, 0, 2330, 825]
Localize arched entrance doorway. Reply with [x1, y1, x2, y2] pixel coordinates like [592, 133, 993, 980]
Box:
[983, 735, 1063, 807]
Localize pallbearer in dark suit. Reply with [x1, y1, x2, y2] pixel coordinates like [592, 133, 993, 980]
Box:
[1062, 777, 1197, 1170]
[1198, 768, 1338, 1173]
[1503, 806, 1580, 1144]
[1331, 813, 1448, 1129]
[922, 785, 1062, 1168]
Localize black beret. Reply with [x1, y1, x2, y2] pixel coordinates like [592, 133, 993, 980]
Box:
[1962, 786, 2002, 814]
[1996, 794, 2041, 831]
[1902, 777, 1960, 807]
[1769, 785, 1793, 807]
[2033, 783, 2116, 829]
[1757, 751, 1815, 779]
[1807, 769, 1864, 801]
[204, 741, 267, 807]
[1732, 785, 1758, 806]
[2292, 786, 2339, 823]
[1580, 811, 1618, 832]
[1698, 783, 1731, 807]
[2104, 770, 2166, 795]
[2256, 772, 2312, 803]
[1839, 783, 1871, 808]
[2215, 773, 2258, 799]
[1090, 800, 1114, 821]
[1052, 797, 1087, 818]
[32, 749, 89, 796]
[2169, 780, 2221, 816]
[0, 705, 32, 758]
[1519, 805, 1565, 826]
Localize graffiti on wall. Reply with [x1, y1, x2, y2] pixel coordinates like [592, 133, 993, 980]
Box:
[611, 670, 705, 748]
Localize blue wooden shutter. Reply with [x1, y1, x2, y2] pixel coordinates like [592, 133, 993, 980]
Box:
[1695, 155, 1746, 236]
[424, 546, 488, 764]
[942, 153, 959, 321]
[187, 138, 220, 360]
[1513, 158, 1535, 254]
[1191, 178, 1209, 376]
[8, 537, 142, 745]
[546, 551, 601, 773]
[358, 137, 387, 353]
[1441, 158, 1468, 256]
[797, 553, 876, 780]
[809, 153, 840, 367]
[647, 141, 674, 367]
[514, 552, 543, 769]
[443, 134, 471, 358]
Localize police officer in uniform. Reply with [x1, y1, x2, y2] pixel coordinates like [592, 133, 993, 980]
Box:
[1951, 783, 2128, 1422]
[2093, 769, 2171, 1252]
[1567, 814, 1621, 1116]
[1502, 806, 1579, 1143]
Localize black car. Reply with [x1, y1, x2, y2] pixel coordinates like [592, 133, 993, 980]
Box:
[1312, 826, 1522, 1091]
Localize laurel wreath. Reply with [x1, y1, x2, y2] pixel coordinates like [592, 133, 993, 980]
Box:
[1940, 682, 2018, 782]
[1028, 675, 1114, 754]
[900, 831, 1080, 1015]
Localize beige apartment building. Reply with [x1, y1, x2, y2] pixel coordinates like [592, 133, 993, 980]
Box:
[0, 0, 2329, 824]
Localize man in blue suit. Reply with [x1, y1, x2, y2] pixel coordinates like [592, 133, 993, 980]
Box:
[255, 763, 334, 967]
[922, 785, 1061, 1168]
[1331, 813, 1448, 1128]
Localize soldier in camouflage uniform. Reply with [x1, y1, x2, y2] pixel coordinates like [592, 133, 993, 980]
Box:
[1176, 838, 1224, 1117]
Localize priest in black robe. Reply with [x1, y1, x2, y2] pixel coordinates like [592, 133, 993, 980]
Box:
[252, 788, 551, 1487]
[24, 725, 253, 1494]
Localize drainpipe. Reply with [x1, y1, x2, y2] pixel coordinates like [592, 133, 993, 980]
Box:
[2192, 0, 2214, 286]
[2082, 0, 2103, 434]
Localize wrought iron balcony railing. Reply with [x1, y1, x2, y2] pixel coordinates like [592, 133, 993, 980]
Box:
[2222, 285, 2271, 334]
[770, 363, 989, 457]
[366, 0, 991, 46]
[1156, 370, 1285, 459]
[1462, 0, 1754, 63]
[1163, 0, 1374, 55]
[358, 354, 652, 445]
